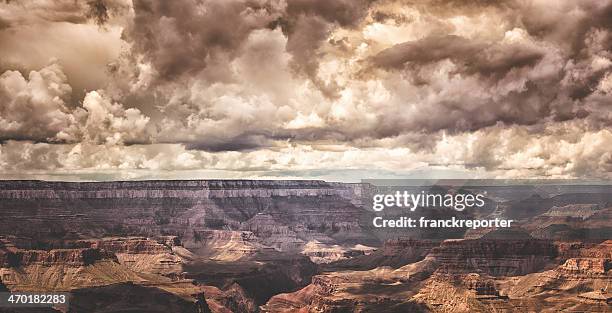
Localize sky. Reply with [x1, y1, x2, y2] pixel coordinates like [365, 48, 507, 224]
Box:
[0, 0, 611, 182]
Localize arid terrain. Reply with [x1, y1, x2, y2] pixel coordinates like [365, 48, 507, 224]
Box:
[0, 180, 610, 313]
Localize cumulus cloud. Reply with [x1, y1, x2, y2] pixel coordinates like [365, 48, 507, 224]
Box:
[0, 63, 77, 142]
[1, 0, 612, 180]
[79, 90, 151, 145]
[3, 120, 612, 180]
[0, 63, 151, 145]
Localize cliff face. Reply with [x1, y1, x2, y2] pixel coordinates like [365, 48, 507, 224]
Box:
[0, 180, 360, 200]
[503, 192, 612, 219]
[553, 240, 612, 278]
[427, 238, 557, 276]
[0, 239, 116, 268]
[559, 258, 611, 276]
[70, 237, 185, 276]
[0, 180, 372, 250]
[12, 248, 115, 267]
[555, 240, 612, 259]
[73, 237, 174, 254]
[201, 284, 257, 313]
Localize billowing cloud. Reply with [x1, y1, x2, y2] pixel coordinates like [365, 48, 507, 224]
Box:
[3, 120, 612, 180]
[0, 0, 611, 181]
[80, 91, 151, 145]
[122, 0, 283, 82]
[0, 63, 76, 141]
[0, 63, 151, 145]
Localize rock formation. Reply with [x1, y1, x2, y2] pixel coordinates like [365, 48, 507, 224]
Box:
[0, 180, 611, 312]
[426, 237, 557, 276]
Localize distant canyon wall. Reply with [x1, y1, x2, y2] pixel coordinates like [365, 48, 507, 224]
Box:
[0, 180, 374, 248]
[0, 180, 365, 200]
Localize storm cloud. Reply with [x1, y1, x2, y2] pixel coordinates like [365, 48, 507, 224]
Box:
[0, 0, 612, 180]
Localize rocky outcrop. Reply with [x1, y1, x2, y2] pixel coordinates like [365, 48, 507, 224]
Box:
[0, 237, 185, 291]
[185, 249, 318, 307]
[68, 237, 185, 276]
[0, 244, 116, 268]
[186, 230, 275, 261]
[413, 273, 520, 313]
[503, 192, 612, 219]
[300, 241, 375, 264]
[426, 238, 557, 276]
[0, 257, 149, 291]
[555, 240, 612, 259]
[542, 204, 605, 219]
[72, 237, 173, 254]
[15, 248, 115, 267]
[240, 214, 305, 252]
[268, 234, 563, 312]
[195, 293, 213, 313]
[325, 238, 439, 271]
[200, 284, 257, 313]
[462, 273, 501, 297]
[262, 259, 436, 312]
[500, 242, 611, 309]
[578, 290, 612, 305]
[558, 258, 611, 276]
[1, 180, 610, 312]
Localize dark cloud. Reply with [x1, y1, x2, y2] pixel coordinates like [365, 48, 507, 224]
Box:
[518, 1, 612, 57]
[278, 0, 372, 96]
[364, 14, 606, 135]
[467, 44, 544, 77]
[0, 16, 9, 30]
[184, 134, 273, 152]
[372, 35, 485, 69]
[1, 0, 612, 179]
[123, 0, 282, 81]
[285, 0, 372, 27]
[372, 35, 545, 78]
[283, 15, 337, 96]
[86, 0, 110, 25]
[0, 0, 128, 28]
[121, 0, 373, 96]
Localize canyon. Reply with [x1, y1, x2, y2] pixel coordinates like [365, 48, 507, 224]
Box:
[0, 180, 610, 312]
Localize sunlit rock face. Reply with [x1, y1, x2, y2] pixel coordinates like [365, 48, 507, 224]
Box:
[0, 238, 117, 268]
[68, 237, 184, 276]
[0, 238, 140, 291]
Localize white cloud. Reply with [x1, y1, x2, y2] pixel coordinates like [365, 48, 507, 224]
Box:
[0, 63, 77, 141]
[81, 90, 150, 145]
